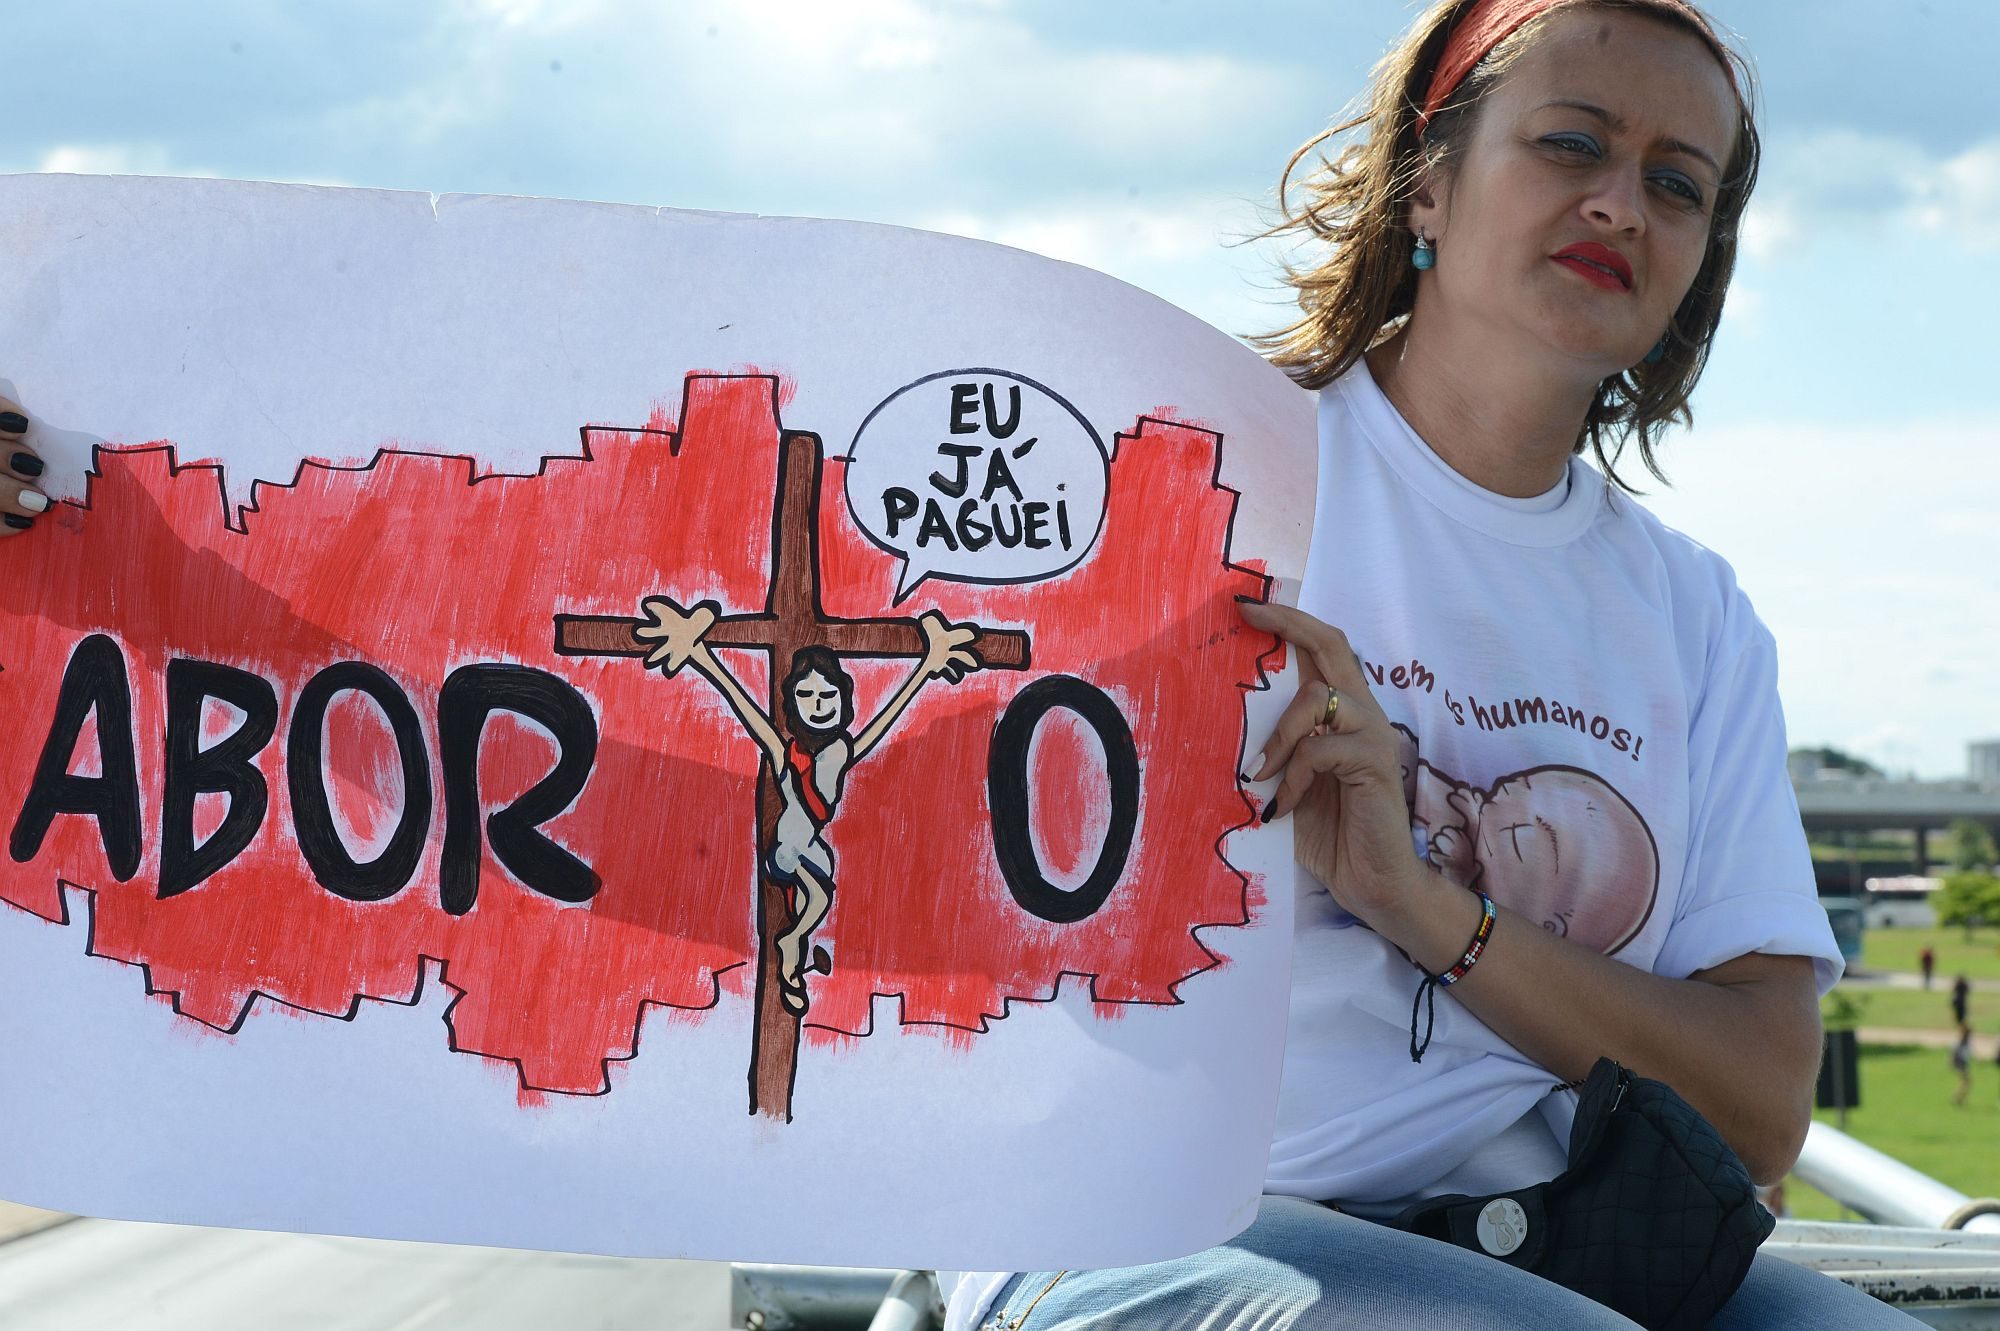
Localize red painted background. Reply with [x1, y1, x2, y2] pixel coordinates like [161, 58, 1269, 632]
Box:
[0, 374, 1270, 1094]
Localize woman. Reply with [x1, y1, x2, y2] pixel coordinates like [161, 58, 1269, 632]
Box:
[951, 0, 1915, 1326]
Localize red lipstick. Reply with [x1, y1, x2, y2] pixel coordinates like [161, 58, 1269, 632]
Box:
[1551, 242, 1633, 292]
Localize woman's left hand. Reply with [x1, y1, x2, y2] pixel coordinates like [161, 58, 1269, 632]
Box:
[1239, 602, 1822, 1182]
[1239, 600, 1428, 929]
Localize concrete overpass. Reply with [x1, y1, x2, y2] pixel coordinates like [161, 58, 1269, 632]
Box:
[1795, 779, 2000, 883]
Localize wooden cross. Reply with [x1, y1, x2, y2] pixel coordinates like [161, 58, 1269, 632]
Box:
[554, 428, 1030, 1120]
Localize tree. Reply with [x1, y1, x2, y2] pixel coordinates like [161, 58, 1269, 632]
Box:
[1935, 871, 2000, 939]
[1790, 745, 1886, 778]
[1945, 819, 1999, 873]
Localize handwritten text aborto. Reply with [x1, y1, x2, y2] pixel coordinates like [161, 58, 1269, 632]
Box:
[0, 173, 1315, 1269]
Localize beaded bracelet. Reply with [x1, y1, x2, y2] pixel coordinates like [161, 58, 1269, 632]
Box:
[1409, 890, 1497, 1062]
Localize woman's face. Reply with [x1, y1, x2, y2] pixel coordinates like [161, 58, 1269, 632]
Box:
[791, 669, 843, 731]
[1415, 8, 1738, 374]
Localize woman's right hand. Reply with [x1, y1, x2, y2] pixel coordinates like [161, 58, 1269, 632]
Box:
[1, 394, 50, 538]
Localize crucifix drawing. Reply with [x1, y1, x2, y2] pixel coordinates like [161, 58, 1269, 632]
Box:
[554, 427, 1030, 1121]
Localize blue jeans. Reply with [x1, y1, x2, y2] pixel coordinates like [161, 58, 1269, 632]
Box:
[977, 1195, 1921, 1329]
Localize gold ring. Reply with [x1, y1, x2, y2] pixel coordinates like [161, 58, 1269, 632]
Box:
[1321, 686, 1340, 729]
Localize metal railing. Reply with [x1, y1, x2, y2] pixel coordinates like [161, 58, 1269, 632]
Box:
[1791, 1121, 2000, 1235]
[730, 1265, 941, 1331]
[1764, 1121, 2000, 1326]
[729, 1122, 2000, 1330]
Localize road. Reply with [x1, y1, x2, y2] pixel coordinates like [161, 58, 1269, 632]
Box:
[1857, 1026, 1998, 1055]
[0, 1214, 732, 1330]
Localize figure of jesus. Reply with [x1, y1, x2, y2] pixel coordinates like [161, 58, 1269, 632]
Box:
[634, 597, 984, 1014]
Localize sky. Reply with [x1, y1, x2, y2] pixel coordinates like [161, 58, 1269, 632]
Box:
[4, 0, 1994, 778]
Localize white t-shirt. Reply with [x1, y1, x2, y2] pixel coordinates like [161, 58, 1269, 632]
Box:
[945, 360, 1842, 1330]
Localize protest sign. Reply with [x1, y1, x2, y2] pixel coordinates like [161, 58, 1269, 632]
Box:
[0, 174, 1313, 1268]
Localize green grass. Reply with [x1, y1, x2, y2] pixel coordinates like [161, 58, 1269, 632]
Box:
[1783, 1042, 2000, 1221]
[1862, 925, 2000, 983]
[1825, 985, 1996, 1034]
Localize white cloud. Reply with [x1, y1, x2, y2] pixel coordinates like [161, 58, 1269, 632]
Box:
[855, 33, 945, 72]
[1720, 281, 1765, 335]
[692, 5, 1293, 180]
[32, 142, 355, 190]
[36, 144, 207, 177]
[285, 1, 1303, 193]
[925, 197, 1251, 271]
[1738, 199, 1799, 265]
[1753, 131, 2000, 255]
[919, 195, 1296, 336]
[1907, 140, 2000, 248]
[455, 0, 599, 31]
[1050, 50, 1292, 155]
[1641, 414, 2000, 780]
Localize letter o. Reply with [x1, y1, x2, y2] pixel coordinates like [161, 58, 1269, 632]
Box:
[987, 676, 1138, 924]
[287, 662, 433, 903]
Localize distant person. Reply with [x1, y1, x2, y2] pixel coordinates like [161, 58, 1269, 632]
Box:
[1953, 973, 1971, 1027]
[1953, 1026, 1973, 1107]
[1921, 945, 1936, 989]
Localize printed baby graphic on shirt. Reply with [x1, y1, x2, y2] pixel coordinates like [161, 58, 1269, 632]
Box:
[1394, 726, 1659, 955]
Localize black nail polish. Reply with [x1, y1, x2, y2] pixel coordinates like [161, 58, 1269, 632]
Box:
[11, 452, 43, 477]
[0, 413, 26, 433]
[4, 514, 32, 530]
[1260, 799, 1277, 824]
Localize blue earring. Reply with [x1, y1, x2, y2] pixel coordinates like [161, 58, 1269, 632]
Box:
[1643, 332, 1669, 365]
[1411, 232, 1436, 271]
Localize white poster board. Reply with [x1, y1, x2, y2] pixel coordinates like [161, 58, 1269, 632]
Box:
[0, 173, 1314, 1270]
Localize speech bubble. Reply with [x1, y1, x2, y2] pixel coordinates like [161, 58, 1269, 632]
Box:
[845, 369, 1108, 605]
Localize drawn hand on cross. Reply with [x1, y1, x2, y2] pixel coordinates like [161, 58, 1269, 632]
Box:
[919, 611, 982, 685]
[635, 596, 719, 674]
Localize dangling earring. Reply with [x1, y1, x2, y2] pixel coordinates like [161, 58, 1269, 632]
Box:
[1643, 332, 1669, 365]
[1411, 231, 1436, 271]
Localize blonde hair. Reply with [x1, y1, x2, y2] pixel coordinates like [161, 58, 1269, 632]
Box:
[1254, 0, 1759, 490]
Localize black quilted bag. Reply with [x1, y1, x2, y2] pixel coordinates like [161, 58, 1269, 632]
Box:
[1387, 1058, 1774, 1330]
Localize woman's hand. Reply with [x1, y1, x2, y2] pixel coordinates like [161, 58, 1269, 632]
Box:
[1239, 600, 1428, 930]
[1, 395, 50, 538]
[1239, 599, 1820, 1178]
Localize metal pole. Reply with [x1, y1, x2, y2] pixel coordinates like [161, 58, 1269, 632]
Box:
[730, 1266, 942, 1331]
[1836, 1033, 1850, 1134]
[864, 1271, 943, 1331]
[1793, 1122, 2000, 1234]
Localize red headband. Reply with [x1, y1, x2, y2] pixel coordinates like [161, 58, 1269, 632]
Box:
[1415, 0, 1735, 137]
